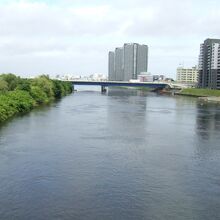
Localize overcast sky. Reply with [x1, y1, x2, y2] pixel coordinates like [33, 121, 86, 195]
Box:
[0, 0, 220, 78]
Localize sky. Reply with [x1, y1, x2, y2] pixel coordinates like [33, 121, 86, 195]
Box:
[0, 0, 220, 78]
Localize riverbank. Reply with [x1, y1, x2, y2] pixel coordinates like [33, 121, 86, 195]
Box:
[178, 88, 220, 97]
[175, 88, 220, 103]
[0, 74, 72, 123]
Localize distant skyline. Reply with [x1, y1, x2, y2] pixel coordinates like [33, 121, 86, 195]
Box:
[0, 0, 220, 78]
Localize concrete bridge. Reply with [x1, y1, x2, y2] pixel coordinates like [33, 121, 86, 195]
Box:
[64, 80, 171, 92]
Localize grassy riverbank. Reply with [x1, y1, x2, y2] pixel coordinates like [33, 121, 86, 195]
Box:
[179, 88, 220, 97]
[0, 74, 72, 123]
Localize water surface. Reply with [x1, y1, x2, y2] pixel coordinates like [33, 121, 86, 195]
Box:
[0, 88, 220, 220]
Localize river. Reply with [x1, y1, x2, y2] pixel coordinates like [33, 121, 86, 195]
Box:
[0, 87, 220, 220]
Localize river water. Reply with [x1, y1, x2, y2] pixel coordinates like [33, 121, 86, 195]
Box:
[0, 87, 220, 220]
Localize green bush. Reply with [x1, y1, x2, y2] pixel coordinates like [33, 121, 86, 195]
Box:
[0, 73, 20, 91]
[0, 91, 35, 123]
[30, 86, 49, 104]
[16, 79, 31, 92]
[0, 79, 8, 92]
[31, 75, 55, 99]
[0, 74, 72, 123]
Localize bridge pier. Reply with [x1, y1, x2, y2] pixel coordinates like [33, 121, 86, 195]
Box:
[101, 86, 107, 93]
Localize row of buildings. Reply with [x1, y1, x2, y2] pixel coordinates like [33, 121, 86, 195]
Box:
[108, 43, 148, 81]
[56, 73, 107, 81]
[109, 39, 220, 89]
[176, 38, 220, 89]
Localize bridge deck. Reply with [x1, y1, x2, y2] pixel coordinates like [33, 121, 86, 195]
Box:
[67, 80, 169, 89]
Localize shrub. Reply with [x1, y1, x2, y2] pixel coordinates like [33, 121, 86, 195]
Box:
[0, 74, 72, 123]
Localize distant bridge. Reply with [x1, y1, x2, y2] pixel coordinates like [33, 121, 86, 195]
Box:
[63, 80, 172, 92]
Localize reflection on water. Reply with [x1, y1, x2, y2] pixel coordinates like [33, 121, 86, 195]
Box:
[0, 88, 220, 220]
[196, 103, 220, 138]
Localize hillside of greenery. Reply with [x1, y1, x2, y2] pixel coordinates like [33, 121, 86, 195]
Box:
[0, 74, 72, 123]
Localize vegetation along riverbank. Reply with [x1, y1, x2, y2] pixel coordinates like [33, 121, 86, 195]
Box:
[178, 88, 220, 97]
[175, 88, 220, 103]
[0, 74, 72, 123]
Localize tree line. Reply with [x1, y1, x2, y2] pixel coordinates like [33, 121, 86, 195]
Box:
[0, 74, 72, 123]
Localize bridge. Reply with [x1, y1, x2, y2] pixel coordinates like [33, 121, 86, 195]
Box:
[64, 80, 171, 92]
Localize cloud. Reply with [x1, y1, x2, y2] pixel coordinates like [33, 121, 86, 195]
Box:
[0, 0, 220, 77]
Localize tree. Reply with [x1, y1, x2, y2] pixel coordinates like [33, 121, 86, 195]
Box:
[0, 73, 20, 91]
[0, 79, 8, 92]
[31, 76, 54, 99]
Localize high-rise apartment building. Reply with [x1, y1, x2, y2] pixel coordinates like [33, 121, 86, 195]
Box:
[137, 44, 148, 77]
[115, 47, 124, 81]
[176, 66, 198, 84]
[108, 51, 115, 81]
[123, 43, 136, 81]
[123, 43, 148, 81]
[198, 38, 220, 89]
[108, 43, 148, 81]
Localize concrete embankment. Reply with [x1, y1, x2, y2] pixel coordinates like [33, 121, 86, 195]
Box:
[198, 96, 220, 103]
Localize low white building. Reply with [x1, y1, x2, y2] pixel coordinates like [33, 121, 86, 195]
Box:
[176, 66, 198, 83]
[138, 72, 153, 82]
[89, 73, 107, 81]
